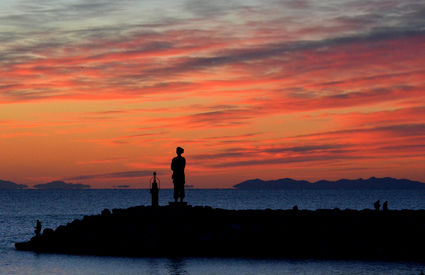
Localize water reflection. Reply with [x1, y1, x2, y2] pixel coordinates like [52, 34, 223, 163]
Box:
[167, 258, 188, 275]
[146, 258, 161, 275]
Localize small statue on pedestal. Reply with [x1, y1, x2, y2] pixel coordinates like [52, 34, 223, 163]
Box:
[150, 172, 160, 207]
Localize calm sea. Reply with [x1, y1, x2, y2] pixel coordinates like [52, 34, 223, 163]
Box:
[1, 189, 425, 274]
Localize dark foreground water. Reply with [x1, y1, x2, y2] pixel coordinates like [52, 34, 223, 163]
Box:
[1, 189, 425, 274]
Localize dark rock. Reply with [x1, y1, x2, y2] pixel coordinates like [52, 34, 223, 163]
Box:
[101, 209, 111, 216]
[42, 228, 54, 237]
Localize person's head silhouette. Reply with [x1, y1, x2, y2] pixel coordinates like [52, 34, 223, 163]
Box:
[176, 147, 184, 156]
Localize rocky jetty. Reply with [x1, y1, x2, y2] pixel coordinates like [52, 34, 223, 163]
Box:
[15, 205, 425, 261]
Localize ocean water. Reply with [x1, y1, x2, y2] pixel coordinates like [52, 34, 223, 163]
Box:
[1, 189, 425, 274]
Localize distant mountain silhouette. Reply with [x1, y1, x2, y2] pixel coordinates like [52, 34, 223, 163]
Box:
[0, 179, 27, 189]
[34, 181, 90, 190]
[234, 177, 425, 190]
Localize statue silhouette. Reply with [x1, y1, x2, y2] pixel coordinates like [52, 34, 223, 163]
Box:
[171, 147, 186, 203]
[150, 171, 160, 207]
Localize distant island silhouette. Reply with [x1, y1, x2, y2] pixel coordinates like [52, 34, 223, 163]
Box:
[234, 177, 425, 190]
[34, 181, 90, 190]
[0, 179, 27, 189]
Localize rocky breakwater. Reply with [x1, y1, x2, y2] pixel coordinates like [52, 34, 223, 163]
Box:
[15, 205, 425, 261]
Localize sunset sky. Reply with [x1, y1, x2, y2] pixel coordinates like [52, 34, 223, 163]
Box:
[1, 0, 424, 188]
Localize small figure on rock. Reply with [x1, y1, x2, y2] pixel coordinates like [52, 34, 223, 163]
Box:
[383, 201, 388, 211]
[34, 220, 41, 237]
[171, 147, 186, 203]
[374, 200, 381, 211]
[150, 171, 160, 207]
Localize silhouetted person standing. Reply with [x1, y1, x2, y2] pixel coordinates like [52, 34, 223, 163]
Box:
[374, 200, 381, 211]
[34, 220, 41, 238]
[171, 147, 186, 203]
[383, 201, 388, 211]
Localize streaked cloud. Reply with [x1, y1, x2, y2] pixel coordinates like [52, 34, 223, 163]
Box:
[0, 0, 424, 187]
[65, 170, 158, 181]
